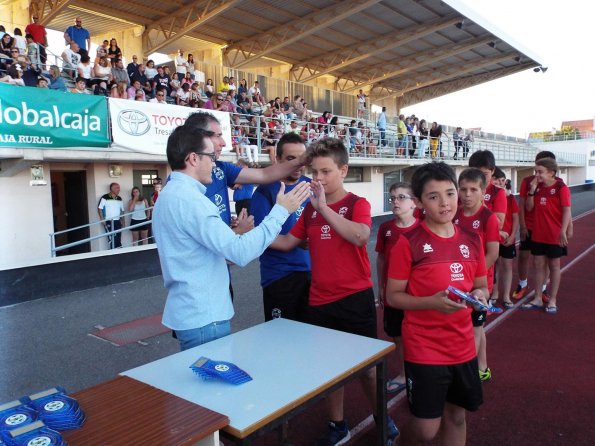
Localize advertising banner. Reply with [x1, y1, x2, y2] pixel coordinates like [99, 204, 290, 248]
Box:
[108, 98, 232, 155]
[0, 83, 110, 148]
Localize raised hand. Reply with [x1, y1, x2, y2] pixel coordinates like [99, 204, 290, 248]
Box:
[276, 181, 311, 214]
[309, 180, 327, 211]
[233, 208, 254, 235]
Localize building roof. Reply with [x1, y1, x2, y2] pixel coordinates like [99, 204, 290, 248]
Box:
[34, 0, 543, 108]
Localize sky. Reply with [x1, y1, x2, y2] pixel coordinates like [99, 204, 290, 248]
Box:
[42, 0, 593, 138]
[401, 0, 595, 137]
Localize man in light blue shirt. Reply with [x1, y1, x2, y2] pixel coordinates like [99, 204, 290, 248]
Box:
[377, 106, 387, 148]
[152, 125, 310, 351]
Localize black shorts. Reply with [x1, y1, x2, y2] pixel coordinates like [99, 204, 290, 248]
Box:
[519, 230, 533, 251]
[531, 242, 568, 259]
[383, 306, 404, 338]
[130, 219, 149, 232]
[499, 243, 516, 259]
[263, 271, 310, 322]
[404, 358, 483, 419]
[471, 310, 487, 327]
[306, 288, 377, 339]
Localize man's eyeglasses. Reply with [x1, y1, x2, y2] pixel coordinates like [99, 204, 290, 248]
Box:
[196, 152, 216, 162]
[388, 194, 412, 203]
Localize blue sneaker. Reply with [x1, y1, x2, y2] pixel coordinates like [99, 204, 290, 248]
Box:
[315, 421, 351, 446]
[374, 415, 400, 445]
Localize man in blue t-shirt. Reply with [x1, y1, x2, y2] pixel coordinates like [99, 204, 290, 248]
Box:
[184, 112, 307, 229]
[63, 17, 90, 56]
[251, 134, 311, 321]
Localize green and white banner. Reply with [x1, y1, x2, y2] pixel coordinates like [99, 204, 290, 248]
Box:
[0, 83, 110, 148]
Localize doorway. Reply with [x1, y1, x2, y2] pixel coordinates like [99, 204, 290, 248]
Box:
[51, 171, 90, 255]
[133, 169, 160, 200]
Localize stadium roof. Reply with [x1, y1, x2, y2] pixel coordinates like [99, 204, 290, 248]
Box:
[32, 0, 543, 108]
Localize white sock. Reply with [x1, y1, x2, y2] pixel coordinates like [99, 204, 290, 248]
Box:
[519, 279, 528, 288]
[542, 284, 547, 292]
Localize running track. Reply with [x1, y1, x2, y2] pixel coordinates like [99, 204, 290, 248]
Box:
[238, 210, 595, 445]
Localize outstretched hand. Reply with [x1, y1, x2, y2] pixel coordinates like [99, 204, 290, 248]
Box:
[276, 181, 311, 214]
[233, 208, 254, 235]
[309, 180, 327, 211]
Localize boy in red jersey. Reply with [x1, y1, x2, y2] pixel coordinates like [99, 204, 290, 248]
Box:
[521, 157, 572, 314]
[454, 168, 500, 383]
[514, 151, 557, 300]
[271, 138, 399, 446]
[376, 182, 419, 395]
[387, 162, 488, 446]
[468, 150, 506, 229]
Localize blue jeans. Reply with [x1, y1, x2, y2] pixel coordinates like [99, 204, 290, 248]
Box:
[175, 320, 231, 351]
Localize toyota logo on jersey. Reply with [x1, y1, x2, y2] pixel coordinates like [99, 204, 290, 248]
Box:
[321, 224, 332, 240]
[450, 263, 464, 281]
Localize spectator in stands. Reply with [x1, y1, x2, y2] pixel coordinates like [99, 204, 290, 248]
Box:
[237, 78, 248, 97]
[282, 96, 294, 118]
[61, 42, 81, 77]
[134, 89, 146, 101]
[285, 120, 300, 135]
[189, 82, 203, 106]
[127, 55, 139, 79]
[219, 95, 235, 113]
[25, 15, 47, 67]
[348, 119, 358, 151]
[180, 72, 192, 87]
[77, 54, 93, 86]
[293, 95, 307, 120]
[153, 65, 171, 97]
[144, 59, 157, 80]
[328, 116, 339, 138]
[36, 76, 49, 89]
[453, 127, 464, 160]
[64, 17, 90, 57]
[93, 56, 112, 84]
[429, 121, 441, 158]
[0, 49, 13, 73]
[363, 127, 377, 156]
[93, 80, 109, 96]
[417, 119, 429, 158]
[318, 111, 331, 127]
[218, 75, 230, 95]
[48, 65, 66, 91]
[25, 34, 40, 70]
[13, 29, 26, 55]
[131, 63, 147, 86]
[70, 76, 89, 94]
[0, 33, 14, 56]
[111, 59, 129, 86]
[396, 114, 407, 157]
[175, 49, 188, 82]
[205, 78, 214, 97]
[406, 116, 415, 157]
[94, 46, 107, 65]
[377, 106, 387, 147]
[107, 38, 122, 66]
[237, 91, 254, 115]
[177, 83, 191, 106]
[150, 88, 167, 104]
[127, 79, 145, 101]
[111, 80, 129, 99]
[463, 130, 474, 159]
[260, 120, 277, 164]
[227, 77, 237, 101]
[411, 116, 419, 156]
[0, 65, 24, 85]
[187, 53, 196, 80]
[249, 80, 265, 106]
[18, 56, 41, 87]
[357, 89, 367, 118]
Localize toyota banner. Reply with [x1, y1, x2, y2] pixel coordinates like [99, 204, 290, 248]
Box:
[108, 98, 232, 155]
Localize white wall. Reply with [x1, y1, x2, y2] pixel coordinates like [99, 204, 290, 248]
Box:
[532, 139, 594, 182]
[0, 165, 54, 269]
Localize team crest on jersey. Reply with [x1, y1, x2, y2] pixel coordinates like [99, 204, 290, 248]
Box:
[450, 263, 464, 281]
[321, 224, 331, 240]
[311, 211, 317, 218]
[295, 206, 304, 217]
[385, 230, 392, 237]
[338, 206, 348, 217]
[454, 218, 459, 225]
[213, 167, 224, 180]
[214, 194, 223, 206]
[550, 188, 556, 195]
[472, 220, 480, 229]
[484, 193, 491, 201]
[459, 244, 470, 258]
[423, 243, 433, 253]
[540, 197, 547, 206]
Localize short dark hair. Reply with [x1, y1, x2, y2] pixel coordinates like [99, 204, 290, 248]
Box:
[75, 76, 85, 83]
[493, 167, 506, 180]
[468, 149, 496, 170]
[166, 126, 214, 170]
[277, 133, 305, 159]
[184, 111, 220, 131]
[411, 162, 457, 200]
[536, 150, 556, 161]
[307, 138, 349, 167]
[389, 182, 412, 194]
[458, 167, 487, 190]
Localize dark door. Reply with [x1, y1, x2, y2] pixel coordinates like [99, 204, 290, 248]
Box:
[63, 171, 90, 254]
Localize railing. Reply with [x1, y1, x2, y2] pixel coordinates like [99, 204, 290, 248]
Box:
[527, 131, 595, 143]
[50, 207, 154, 257]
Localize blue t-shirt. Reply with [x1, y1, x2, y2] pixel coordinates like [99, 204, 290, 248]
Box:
[250, 177, 311, 287]
[205, 161, 241, 225]
[233, 183, 254, 201]
[65, 26, 90, 50]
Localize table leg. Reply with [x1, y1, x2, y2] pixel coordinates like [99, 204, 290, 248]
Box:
[376, 358, 388, 446]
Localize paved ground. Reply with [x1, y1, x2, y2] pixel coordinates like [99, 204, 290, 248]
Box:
[1, 189, 593, 444]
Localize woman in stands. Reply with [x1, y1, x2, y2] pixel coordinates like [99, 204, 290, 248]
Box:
[0, 33, 14, 56]
[181, 72, 193, 87]
[127, 79, 145, 101]
[429, 121, 441, 159]
[417, 119, 429, 158]
[77, 54, 94, 86]
[107, 38, 122, 66]
[128, 187, 150, 246]
[363, 126, 377, 156]
[205, 78, 214, 97]
[260, 119, 276, 164]
[238, 78, 248, 97]
[144, 59, 157, 80]
[0, 65, 24, 85]
[93, 56, 113, 84]
[13, 28, 27, 55]
[111, 80, 129, 99]
[186, 53, 196, 80]
[48, 65, 66, 91]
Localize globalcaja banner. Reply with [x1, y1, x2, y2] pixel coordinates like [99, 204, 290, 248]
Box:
[108, 98, 232, 155]
[0, 83, 110, 148]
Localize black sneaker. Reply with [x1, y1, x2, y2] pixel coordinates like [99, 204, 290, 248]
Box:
[315, 421, 351, 446]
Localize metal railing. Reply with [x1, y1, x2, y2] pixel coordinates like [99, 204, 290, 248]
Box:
[50, 207, 154, 257]
[527, 131, 595, 143]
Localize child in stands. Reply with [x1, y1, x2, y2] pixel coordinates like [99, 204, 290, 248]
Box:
[271, 137, 399, 446]
[376, 182, 419, 395]
[387, 162, 487, 446]
[521, 157, 572, 314]
[454, 168, 500, 383]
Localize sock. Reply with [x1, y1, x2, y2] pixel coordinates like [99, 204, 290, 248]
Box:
[519, 279, 528, 288]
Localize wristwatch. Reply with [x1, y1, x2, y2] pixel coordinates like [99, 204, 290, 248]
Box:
[528, 192, 535, 196]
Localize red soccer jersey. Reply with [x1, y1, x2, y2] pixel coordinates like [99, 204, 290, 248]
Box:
[454, 205, 499, 293]
[388, 222, 486, 365]
[484, 183, 506, 215]
[502, 194, 519, 242]
[532, 181, 571, 245]
[375, 219, 420, 305]
[520, 175, 535, 230]
[291, 193, 373, 306]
